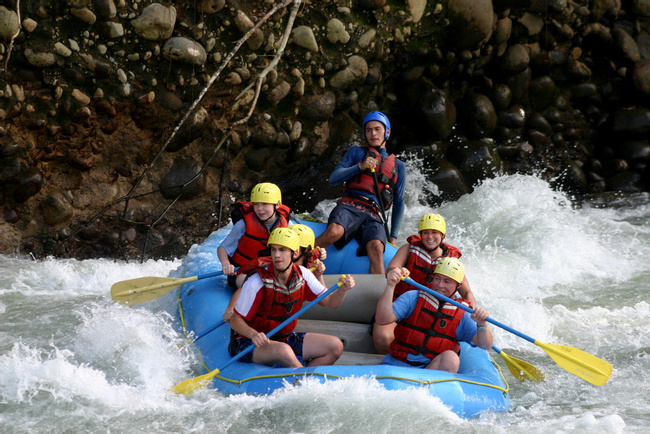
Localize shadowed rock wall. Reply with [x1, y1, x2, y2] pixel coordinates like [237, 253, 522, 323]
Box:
[0, 0, 649, 259]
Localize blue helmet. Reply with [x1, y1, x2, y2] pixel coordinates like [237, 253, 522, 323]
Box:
[362, 111, 391, 140]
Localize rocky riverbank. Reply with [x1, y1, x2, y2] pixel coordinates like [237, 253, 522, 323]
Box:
[1, 0, 649, 260]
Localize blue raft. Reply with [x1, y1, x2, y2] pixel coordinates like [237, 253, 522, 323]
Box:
[175, 221, 509, 418]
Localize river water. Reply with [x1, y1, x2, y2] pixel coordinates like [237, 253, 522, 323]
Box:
[1, 170, 649, 433]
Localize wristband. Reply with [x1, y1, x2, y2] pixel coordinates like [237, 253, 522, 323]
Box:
[477, 325, 487, 331]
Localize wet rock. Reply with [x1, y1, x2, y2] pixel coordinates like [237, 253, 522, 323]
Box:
[249, 121, 277, 148]
[527, 112, 553, 135]
[244, 147, 277, 172]
[326, 19, 350, 44]
[94, 0, 116, 19]
[424, 158, 470, 202]
[500, 44, 530, 75]
[629, 0, 650, 16]
[0, 224, 21, 254]
[590, 0, 622, 21]
[288, 136, 312, 161]
[529, 75, 556, 111]
[446, 140, 502, 187]
[425, 93, 456, 140]
[160, 158, 206, 200]
[447, 0, 495, 49]
[131, 3, 176, 41]
[408, 0, 427, 23]
[96, 22, 124, 38]
[162, 37, 207, 65]
[556, 161, 587, 192]
[0, 156, 21, 183]
[3, 207, 18, 223]
[67, 151, 94, 171]
[491, 84, 512, 110]
[498, 105, 526, 128]
[70, 8, 97, 25]
[629, 60, 650, 96]
[292, 26, 319, 52]
[23, 48, 56, 67]
[612, 108, 650, 138]
[607, 171, 645, 192]
[518, 12, 544, 37]
[197, 0, 225, 14]
[0, 6, 20, 39]
[620, 140, 650, 162]
[234, 10, 264, 50]
[330, 55, 368, 89]
[266, 80, 291, 106]
[167, 106, 210, 152]
[503, 67, 531, 104]
[40, 191, 74, 226]
[461, 93, 497, 139]
[355, 0, 388, 9]
[300, 91, 336, 122]
[612, 28, 641, 62]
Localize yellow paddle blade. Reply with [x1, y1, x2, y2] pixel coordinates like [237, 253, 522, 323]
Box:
[172, 369, 221, 395]
[536, 341, 612, 386]
[498, 350, 545, 382]
[110, 276, 194, 305]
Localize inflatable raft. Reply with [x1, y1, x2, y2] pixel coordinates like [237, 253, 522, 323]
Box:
[175, 221, 509, 418]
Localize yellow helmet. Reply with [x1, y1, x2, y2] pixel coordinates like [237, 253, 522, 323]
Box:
[418, 213, 446, 236]
[435, 257, 464, 283]
[288, 224, 315, 250]
[267, 228, 300, 251]
[250, 182, 282, 204]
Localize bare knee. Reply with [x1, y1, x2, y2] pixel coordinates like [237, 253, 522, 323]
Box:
[372, 325, 395, 354]
[315, 224, 344, 248]
[428, 351, 460, 373]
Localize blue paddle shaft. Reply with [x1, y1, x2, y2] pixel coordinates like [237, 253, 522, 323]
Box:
[219, 280, 344, 372]
[403, 277, 536, 345]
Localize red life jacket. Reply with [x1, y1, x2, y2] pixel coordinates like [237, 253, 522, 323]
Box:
[244, 264, 307, 342]
[229, 201, 291, 267]
[393, 235, 462, 299]
[343, 147, 397, 210]
[389, 292, 470, 364]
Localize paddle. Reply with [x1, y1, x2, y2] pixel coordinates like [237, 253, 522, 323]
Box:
[492, 345, 544, 382]
[172, 277, 347, 395]
[402, 277, 612, 386]
[111, 271, 225, 305]
[194, 320, 226, 342]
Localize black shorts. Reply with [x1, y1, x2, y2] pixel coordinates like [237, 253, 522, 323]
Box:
[228, 329, 307, 365]
[328, 199, 386, 256]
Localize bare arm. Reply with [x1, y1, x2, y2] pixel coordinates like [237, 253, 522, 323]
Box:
[456, 276, 476, 308]
[318, 274, 355, 308]
[385, 244, 410, 276]
[470, 308, 493, 350]
[375, 268, 407, 324]
[229, 313, 270, 347]
[217, 245, 236, 275]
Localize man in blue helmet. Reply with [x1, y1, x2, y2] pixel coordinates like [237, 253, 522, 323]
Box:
[314, 111, 406, 274]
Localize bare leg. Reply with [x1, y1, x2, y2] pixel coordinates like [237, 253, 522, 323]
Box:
[366, 239, 385, 274]
[314, 223, 345, 249]
[372, 322, 397, 354]
[250, 341, 303, 368]
[426, 350, 460, 373]
[302, 332, 344, 366]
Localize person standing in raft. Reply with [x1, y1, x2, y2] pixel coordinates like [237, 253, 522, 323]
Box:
[229, 228, 355, 368]
[314, 111, 406, 275]
[217, 182, 291, 288]
[222, 223, 328, 322]
[373, 213, 477, 353]
[375, 257, 492, 373]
